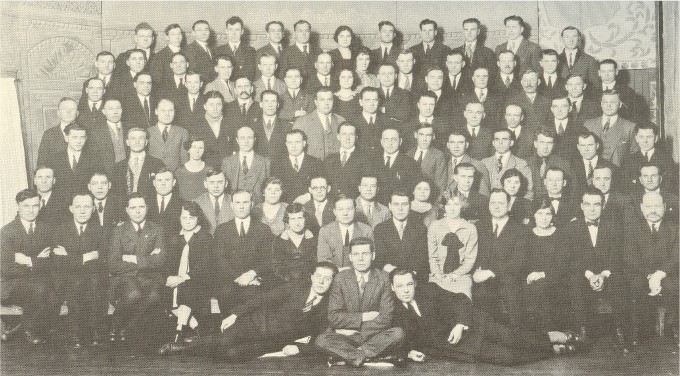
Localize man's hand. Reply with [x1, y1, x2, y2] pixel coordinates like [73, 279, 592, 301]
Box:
[281, 345, 300, 356]
[220, 314, 238, 332]
[82, 250, 99, 264]
[473, 268, 494, 283]
[234, 270, 257, 286]
[383, 264, 397, 273]
[408, 350, 425, 362]
[361, 311, 379, 322]
[150, 248, 161, 255]
[589, 274, 603, 291]
[526, 271, 545, 284]
[447, 324, 466, 344]
[52, 246, 68, 256]
[294, 109, 307, 117]
[14, 253, 32, 267]
[37, 247, 51, 258]
[165, 275, 184, 288]
[648, 271, 666, 296]
[122, 254, 138, 264]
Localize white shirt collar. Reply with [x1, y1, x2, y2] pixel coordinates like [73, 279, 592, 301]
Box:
[20, 218, 36, 233]
[339, 146, 355, 154]
[295, 42, 310, 51]
[602, 114, 618, 126]
[235, 216, 251, 234]
[492, 216, 509, 233]
[67, 148, 81, 162]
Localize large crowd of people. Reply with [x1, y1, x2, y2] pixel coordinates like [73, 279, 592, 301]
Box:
[1, 14, 678, 368]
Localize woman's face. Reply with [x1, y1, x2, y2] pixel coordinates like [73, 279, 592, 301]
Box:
[264, 183, 283, 205]
[444, 196, 463, 219]
[338, 70, 354, 89]
[180, 208, 199, 232]
[503, 176, 521, 197]
[356, 53, 370, 72]
[534, 207, 553, 229]
[337, 30, 352, 48]
[188, 140, 205, 161]
[413, 182, 431, 202]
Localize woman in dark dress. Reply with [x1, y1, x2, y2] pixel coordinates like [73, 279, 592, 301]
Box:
[411, 178, 441, 228]
[329, 25, 357, 72]
[271, 203, 317, 282]
[163, 202, 215, 341]
[333, 68, 361, 120]
[501, 168, 531, 224]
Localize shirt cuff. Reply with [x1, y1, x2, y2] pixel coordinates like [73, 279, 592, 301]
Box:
[585, 270, 594, 279]
[601, 270, 611, 278]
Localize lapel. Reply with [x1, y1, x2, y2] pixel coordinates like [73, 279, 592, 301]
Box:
[517, 39, 528, 58]
[506, 154, 517, 170]
[361, 270, 378, 307]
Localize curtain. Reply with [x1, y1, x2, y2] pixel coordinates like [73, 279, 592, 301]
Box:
[0, 77, 28, 225]
[662, 2, 678, 162]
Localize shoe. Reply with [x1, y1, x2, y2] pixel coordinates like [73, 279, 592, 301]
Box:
[366, 355, 406, 367]
[24, 330, 44, 345]
[326, 355, 346, 367]
[71, 337, 82, 349]
[564, 330, 585, 345]
[552, 344, 577, 355]
[108, 329, 117, 342]
[158, 342, 188, 356]
[183, 333, 200, 343]
[91, 332, 101, 346]
[614, 327, 629, 353]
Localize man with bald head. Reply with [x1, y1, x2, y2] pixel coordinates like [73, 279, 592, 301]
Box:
[306, 52, 336, 93]
[221, 125, 270, 204]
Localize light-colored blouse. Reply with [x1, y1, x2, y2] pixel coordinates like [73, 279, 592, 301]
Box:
[427, 217, 478, 298]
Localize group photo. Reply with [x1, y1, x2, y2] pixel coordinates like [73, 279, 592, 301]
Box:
[0, 1, 678, 374]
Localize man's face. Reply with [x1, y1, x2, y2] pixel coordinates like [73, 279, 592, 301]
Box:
[259, 55, 278, 78]
[286, 133, 305, 156]
[70, 195, 94, 225]
[314, 90, 334, 115]
[391, 273, 416, 304]
[415, 127, 434, 150]
[464, 103, 485, 126]
[561, 29, 580, 50]
[641, 194, 665, 223]
[204, 173, 227, 197]
[454, 167, 475, 193]
[425, 70, 444, 91]
[230, 192, 253, 219]
[215, 59, 234, 80]
[446, 54, 465, 76]
[235, 78, 253, 100]
[333, 199, 355, 225]
[349, 243, 374, 273]
[166, 27, 183, 48]
[34, 168, 55, 194]
[378, 65, 397, 87]
[67, 129, 87, 153]
[358, 177, 378, 201]
[420, 23, 437, 43]
[601, 94, 621, 117]
[95, 55, 115, 76]
[544, 170, 565, 196]
[260, 93, 279, 116]
[309, 177, 330, 203]
[127, 51, 146, 73]
[389, 195, 410, 221]
[417, 96, 436, 118]
[635, 129, 657, 152]
[521, 72, 539, 94]
[534, 134, 555, 158]
[381, 129, 401, 154]
[504, 105, 523, 129]
[153, 171, 175, 196]
[379, 24, 395, 44]
[185, 74, 202, 95]
[170, 55, 188, 75]
[133, 74, 152, 96]
[472, 69, 489, 89]
[447, 134, 468, 157]
[284, 69, 302, 90]
[236, 126, 255, 152]
[581, 194, 602, 222]
[193, 23, 211, 43]
[155, 100, 175, 125]
[58, 100, 79, 124]
[488, 191, 510, 219]
[134, 29, 154, 49]
[315, 53, 333, 76]
[498, 53, 516, 75]
[18, 197, 40, 223]
[337, 125, 356, 149]
[577, 136, 598, 160]
[311, 267, 334, 295]
[88, 174, 111, 200]
[540, 54, 558, 75]
[592, 168, 612, 194]
[598, 63, 617, 84]
[294, 23, 311, 44]
[267, 23, 284, 43]
[396, 53, 415, 75]
[86, 79, 105, 102]
[226, 22, 244, 44]
[287, 211, 306, 234]
[126, 197, 147, 224]
[360, 91, 379, 114]
[505, 20, 524, 40]
[463, 22, 480, 43]
[551, 98, 570, 120]
[565, 77, 586, 98]
[640, 166, 662, 191]
[204, 97, 224, 119]
[126, 130, 148, 153]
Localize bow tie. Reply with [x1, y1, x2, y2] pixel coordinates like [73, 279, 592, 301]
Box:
[586, 221, 599, 227]
[550, 197, 560, 202]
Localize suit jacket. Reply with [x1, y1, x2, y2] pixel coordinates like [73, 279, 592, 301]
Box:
[273, 153, 323, 203]
[158, 76, 189, 106]
[570, 157, 618, 201]
[482, 153, 534, 199]
[623, 148, 677, 193]
[303, 200, 335, 236]
[570, 98, 601, 127]
[147, 193, 183, 237]
[326, 268, 394, 338]
[253, 77, 287, 102]
[474, 218, 528, 284]
[280, 44, 321, 82]
[564, 217, 622, 277]
[185, 41, 215, 82]
[111, 154, 165, 200]
[374, 218, 429, 280]
[253, 116, 292, 159]
[409, 41, 451, 77]
[221, 153, 270, 203]
[370, 45, 400, 74]
[507, 126, 537, 160]
[78, 76, 112, 112]
[173, 92, 206, 133]
[540, 195, 578, 228]
[324, 150, 364, 199]
[489, 74, 523, 100]
[506, 92, 551, 131]
[108, 220, 165, 278]
[149, 46, 181, 89]
[354, 199, 391, 229]
[445, 154, 491, 197]
[551, 117, 588, 160]
[279, 89, 316, 123]
[317, 221, 374, 268]
[0, 218, 53, 281]
[214, 43, 257, 81]
[272, 232, 317, 282]
[292, 112, 345, 160]
[147, 124, 189, 171]
[494, 39, 542, 75]
[214, 219, 274, 283]
[203, 78, 237, 103]
[559, 49, 600, 87]
[407, 147, 447, 193]
[584, 116, 637, 167]
[84, 119, 127, 171]
[36, 193, 66, 227]
[626, 188, 679, 223]
[347, 112, 389, 155]
[379, 86, 412, 126]
[526, 153, 573, 199]
[191, 116, 234, 168]
[193, 193, 235, 234]
[460, 191, 489, 222]
[89, 195, 124, 245]
[624, 217, 678, 278]
[401, 117, 451, 152]
[304, 73, 337, 94]
[368, 152, 422, 205]
[52, 221, 105, 275]
[36, 125, 67, 167]
[456, 125, 494, 161]
[537, 75, 567, 101]
[452, 43, 497, 77]
[458, 90, 504, 129]
[122, 94, 157, 130]
[76, 104, 106, 129]
[224, 100, 263, 131]
[443, 73, 473, 103]
[45, 149, 100, 203]
[114, 49, 155, 80]
[593, 82, 647, 126]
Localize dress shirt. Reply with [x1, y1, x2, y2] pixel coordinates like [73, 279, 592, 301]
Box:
[94, 198, 107, 225]
[235, 216, 251, 236]
[88, 100, 102, 112]
[491, 216, 509, 236]
[602, 82, 616, 91]
[317, 73, 331, 87]
[210, 194, 224, 211]
[495, 152, 511, 169]
[475, 88, 488, 101]
[404, 300, 422, 317]
[583, 155, 599, 176]
[229, 42, 240, 52]
[295, 42, 310, 53]
[157, 193, 171, 212]
[507, 37, 523, 54]
[569, 96, 583, 112]
[543, 73, 558, 87]
[362, 112, 376, 124]
[316, 111, 332, 130]
[418, 115, 434, 124]
[500, 73, 514, 85]
[174, 74, 185, 88]
[449, 73, 461, 89]
[67, 149, 82, 167]
[383, 151, 399, 168]
[133, 220, 146, 232]
[586, 220, 599, 247]
[289, 153, 305, 169]
[339, 222, 354, 246]
[20, 219, 36, 234]
[399, 73, 413, 90]
[602, 114, 619, 128]
[239, 150, 254, 170]
[314, 200, 328, 225]
[554, 118, 568, 134]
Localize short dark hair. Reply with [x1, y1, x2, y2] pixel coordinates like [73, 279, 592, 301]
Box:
[359, 86, 380, 100]
[226, 16, 244, 28]
[96, 51, 115, 60]
[389, 268, 417, 284]
[265, 21, 284, 32]
[453, 162, 476, 176]
[462, 18, 481, 27]
[127, 192, 147, 206]
[419, 19, 437, 30]
[134, 22, 154, 34]
[639, 162, 662, 176]
[259, 89, 280, 102]
[581, 186, 604, 204]
[16, 189, 39, 204]
[70, 191, 94, 206]
[500, 168, 527, 197]
[164, 23, 182, 35]
[531, 198, 555, 216]
[561, 26, 581, 38]
[127, 48, 147, 61]
[634, 123, 659, 136]
[535, 128, 557, 141]
[293, 20, 310, 31]
[333, 25, 354, 43]
[418, 90, 438, 103]
[448, 130, 470, 143]
[390, 190, 412, 203]
[205, 168, 225, 179]
[231, 189, 252, 202]
[262, 176, 283, 192]
[192, 20, 210, 31]
[313, 261, 339, 277]
[214, 54, 235, 67]
[541, 49, 559, 58]
[204, 90, 225, 103]
[489, 187, 511, 203]
[349, 236, 374, 253]
[315, 86, 334, 99]
[504, 15, 525, 27]
[64, 122, 87, 136]
[599, 59, 618, 70]
[493, 127, 515, 141]
[378, 21, 395, 31]
[286, 128, 307, 142]
[181, 201, 210, 232]
[154, 166, 175, 179]
[133, 70, 152, 82]
[545, 166, 566, 180]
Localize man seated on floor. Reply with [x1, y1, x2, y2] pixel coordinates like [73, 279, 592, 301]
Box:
[390, 269, 584, 365]
[315, 237, 405, 367]
[158, 262, 338, 360]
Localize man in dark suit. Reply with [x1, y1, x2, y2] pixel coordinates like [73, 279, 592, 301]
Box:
[558, 27, 600, 88]
[538, 49, 567, 101]
[108, 49, 148, 118]
[625, 192, 678, 343]
[401, 91, 450, 151]
[173, 71, 206, 133]
[213, 190, 275, 315]
[528, 130, 573, 200]
[455, 101, 494, 160]
[565, 74, 601, 127]
[452, 18, 497, 76]
[221, 126, 270, 204]
[192, 91, 234, 168]
[348, 87, 388, 154]
[76, 77, 106, 128]
[280, 20, 320, 81]
[583, 90, 637, 167]
[93, 99, 127, 169]
[256, 21, 285, 70]
[550, 95, 588, 160]
[627, 163, 679, 221]
[108, 193, 165, 342]
[88, 171, 124, 245]
[111, 127, 165, 200]
[305, 52, 336, 94]
[120, 70, 157, 130]
[214, 16, 256, 81]
[409, 19, 451, 79]
[52, 193, 105, 348]
[224, 77, 262, 131]
[113, 22, 155, 81]
[396, 50, 418, 93]
[371, 21, 400, 74]
[253, 54, 287, 101]
[541, 167, 577, 228]
[452, 163, 489, 222]
[445, 132, 491, 196]
[473, 189, 528, 328]
[1, 190, 53, 344]
[279, 67, 316, 124]
[443, 51, 472, 102]
[317, 196, 374, 269]
[420, 69, 457, 127]
[592, 165, 628, 222]
[185, 20, 215, 82]
[369, 128, 420, 205]
[624, 124, 677, 193]
[377, 63, 412, 126]
[594, 59, 648, 125]
[33, 166, 63, 226]
[571, 131, 617, 201]
[566, 188, 628, 350]
[159, 262, 338, 359]
[156, 52, 188, 103]
[193, 169, 235, 234]
[303, 176, 336, 237]
[324, 122, 364, 199]
[503, 104, 536, 160]
[254, 90, 291, 159]
[147, 167, 183, 238]
[355, 176, 391, 229]
[495, 15, 542, 75]
[407, 124, 447, 193]
[315, 237, 405, 367]
[374, 191, 429, 280]
[78, 51, 115, 112]
[458, 67, 503, 129]
[149, 24, 184, 88]
[507, 70, 551, 131]
[491, 51, 523, 100]
[36, 97, 78, 167]
[273, 129, 323, 203]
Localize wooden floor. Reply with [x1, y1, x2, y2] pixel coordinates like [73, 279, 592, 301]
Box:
[1, 333, 678, 376]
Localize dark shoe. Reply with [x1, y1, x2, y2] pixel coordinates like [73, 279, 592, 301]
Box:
[326, 355, 346, 367]
[183, 333, 200, 343]
[24, 330, 44, 345]
[553, 344, 577, 355]
[564, 329, 586, 345]
[367, 354, 406, 367]
[158, 342, 189, 356]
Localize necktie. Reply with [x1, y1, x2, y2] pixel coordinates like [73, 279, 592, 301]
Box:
[452, 158, 459, 169]
[424, 43, 429, 54]
[303, 45, 308, 54]
[359, 275, 367, 297]
[293, 157, 299, 172]
[493, 223, 499, 237]
[366, 204, 371, 218]
[644, 151, 649, 162]
[132, 156, 140, 173]
[214, 199, 220, 221]
[97, 201, 104, 213]
[398, 221, 405, 240]
[587, 160, 594, 184]
[341, 151, 348, 167]
[277, 45, 282, 54]
[265, 120, 273, 133]
[416, 150, 424, 165]
[385, 88, 391, 99]
[291, 90, 297, 100]
[40, 198, 45, 210]
[242, 156, 249, 175]
[368, 116, 374, 126]
[547, 75, 553, 88]
[383, 47, 388, 60]
[79, 225, 85, 237]
[266, 78, 271, 91]
[162, 127, 169, 142]
[404, 76, 410, 90]
[603, 118, 610, 134]
[325, 115, 332, 131]
[385, 155, 391, 168]
[241, 103, 247, 115]
[586, 220, 598, 227]
[179, 77, 184, 88]
[568, 52, 574, 68]
[191, 97, 196, 112]
[227, 81, 235, 99]
[551, 197, 560, 213]
[508, 41, 515, 52]
[478, 90, 486, 103]
[540, 157, 547, 178]
[239, 221, 246, 237]
[302, 296, 316, 313]
[159, 196, 165, 214]
[71, 154, 78, 170]
[452, 75, 458, 90]
[324, 76, 329, 87]
[205, 46, 212, 59]
[92, 103, 97, 113]
[344, 229, 350, 246]
[143, 97, 150, 123]
[471, 127, 477, 138]
[136, 225, 142, 237]
[651, 223, 658, 234]
[504, 75, 511, 87]
[115, 124, 122, 140]
[571, 102, 578, 115]
[496, 155, 503, 172]
[465, 44, 472, 59]
[557, 122, 565, 135]
[28, 222, 34, 235]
